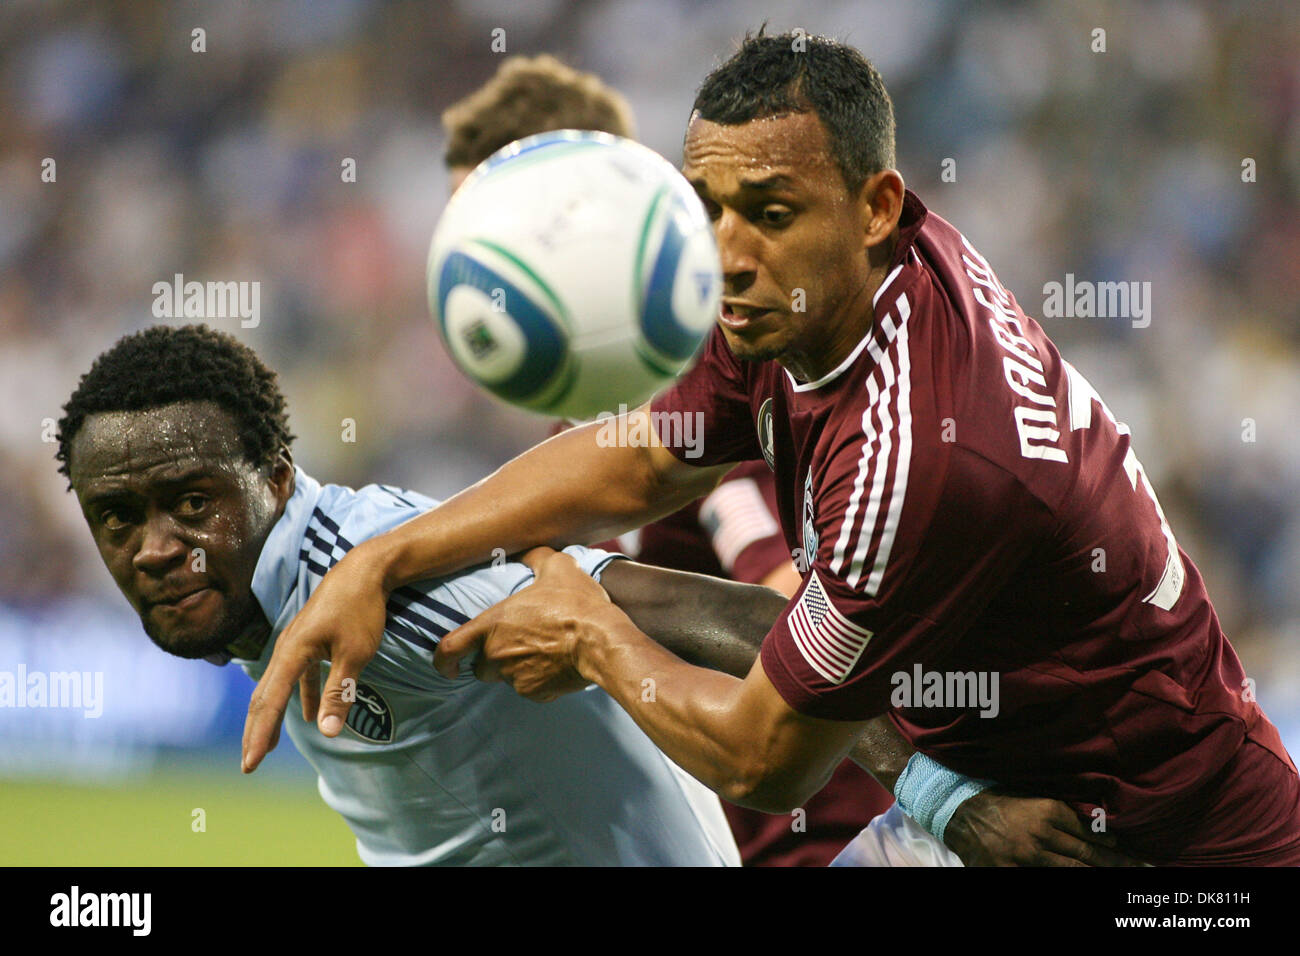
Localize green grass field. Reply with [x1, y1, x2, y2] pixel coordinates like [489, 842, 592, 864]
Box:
[2, 767, 362, 866]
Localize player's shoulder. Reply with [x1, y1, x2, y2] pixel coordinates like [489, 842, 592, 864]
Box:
[811, 256, 954, 487]
[305, 480, 440, 552]
[809, 264, 1060, 568]
[317, 479, 440, 522]
[874, 206, 1075, 487]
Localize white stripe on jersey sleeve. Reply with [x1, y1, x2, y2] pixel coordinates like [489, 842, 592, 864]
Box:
[827, 295, 914, 595]
[830, 354, 887, 578]
[862, 297, 914, 595]
[846, 339, 897, 589]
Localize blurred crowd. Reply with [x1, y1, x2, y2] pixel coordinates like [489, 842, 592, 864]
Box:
[1, 0, 1297, 754]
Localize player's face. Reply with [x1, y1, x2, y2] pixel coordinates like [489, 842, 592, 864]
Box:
[69, 402, 294, 660]
[682, 111, 882, 374]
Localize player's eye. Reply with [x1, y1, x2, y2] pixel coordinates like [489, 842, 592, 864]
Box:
[98, 506, 139, 532]
[757, 205, 793, 226]
[175, 494, 209, 517]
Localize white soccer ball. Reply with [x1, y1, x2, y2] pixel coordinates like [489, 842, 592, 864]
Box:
[427, 130, 721, 419]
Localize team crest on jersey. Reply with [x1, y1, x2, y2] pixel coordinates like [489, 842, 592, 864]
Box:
[757, 398, 776, 470]
[802, 469, 819, 566]
[345, 681, 394, 743]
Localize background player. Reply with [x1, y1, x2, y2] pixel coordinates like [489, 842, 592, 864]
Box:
[247, 33, 1300, 865]
[440, 52, 893, 866]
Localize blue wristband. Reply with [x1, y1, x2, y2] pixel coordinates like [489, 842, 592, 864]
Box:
[893, 752, 995, 843]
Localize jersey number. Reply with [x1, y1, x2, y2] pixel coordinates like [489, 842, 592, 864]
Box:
[1064, 362, 1184, 611]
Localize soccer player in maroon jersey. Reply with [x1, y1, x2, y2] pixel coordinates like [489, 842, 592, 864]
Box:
[441, 54, 896, 866]
[245, 33, 1299, 864]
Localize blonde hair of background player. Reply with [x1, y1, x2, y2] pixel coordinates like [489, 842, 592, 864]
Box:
[442, 53, 637, 191]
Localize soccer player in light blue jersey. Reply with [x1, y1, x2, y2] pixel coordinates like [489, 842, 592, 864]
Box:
[56, 323, 741, 866]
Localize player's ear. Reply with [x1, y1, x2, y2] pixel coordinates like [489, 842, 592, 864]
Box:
[269, 448, 295, 505]
[860, 169, 905, 256]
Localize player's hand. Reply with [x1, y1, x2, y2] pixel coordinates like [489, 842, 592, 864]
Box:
[242, 544, 389, 773]
[943, 790, 1148, 866]
[434, 547, 615, 701]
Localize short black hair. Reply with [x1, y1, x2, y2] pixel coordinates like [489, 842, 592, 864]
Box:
[691, 29, 896, 193]
[56, 324, 294, 486]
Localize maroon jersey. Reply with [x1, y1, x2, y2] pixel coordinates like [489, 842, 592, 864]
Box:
[627, 461, 894, 866]
[651, 189, 1300, 864]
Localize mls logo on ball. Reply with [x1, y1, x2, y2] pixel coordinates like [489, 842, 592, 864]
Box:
[345, 681, 394, 743]
[463, 319, 499, 361]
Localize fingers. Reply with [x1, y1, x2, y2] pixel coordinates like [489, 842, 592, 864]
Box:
[1044, 801, 1118, 844]
[472, 651, 502, 683]
[1077, 842, 1147, 867]
[299, 662, 321, 724]
[1046, 828, 1146, 866]
[318, 657, 364, 736]
[1034, 852, 1090, 867]
[520, 547, 589, 587]
[519, 546, 559, 573]
[1040, 801, 1144, 866]
[433, 613, 494, 679]
[242, 652, 307, 773]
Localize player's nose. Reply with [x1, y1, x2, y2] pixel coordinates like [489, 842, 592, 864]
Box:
[132, 514, 189, 574]
[714, 208, 759, 288]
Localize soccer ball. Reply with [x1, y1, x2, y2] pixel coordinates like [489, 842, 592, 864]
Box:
[426, 130, 721, 419]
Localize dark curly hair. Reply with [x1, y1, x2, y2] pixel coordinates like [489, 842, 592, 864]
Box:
[56, 324, 294, 487]
[692, 28, 896, 194]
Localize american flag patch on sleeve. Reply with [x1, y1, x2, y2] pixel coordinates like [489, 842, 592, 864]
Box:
[788, 571, 874, 684]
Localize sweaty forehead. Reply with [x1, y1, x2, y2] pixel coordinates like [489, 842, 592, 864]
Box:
[682, 112, 838, 187]
[70, 401, 246, 487]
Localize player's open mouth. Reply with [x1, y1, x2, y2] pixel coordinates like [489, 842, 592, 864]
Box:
[720, 302, 771, 329]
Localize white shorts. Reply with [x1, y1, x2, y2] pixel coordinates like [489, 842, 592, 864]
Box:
[829, 803, 965, 867]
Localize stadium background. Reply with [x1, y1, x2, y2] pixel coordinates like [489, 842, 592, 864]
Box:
[1, 0, 1297, 865]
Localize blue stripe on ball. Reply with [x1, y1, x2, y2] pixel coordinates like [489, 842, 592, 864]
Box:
[436, 251, 567, 402]
[480, 130, 606, 175]
[640, 203, 707, 362]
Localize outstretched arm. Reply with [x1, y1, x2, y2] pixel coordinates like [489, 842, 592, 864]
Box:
[599, 559, 911, 789]
[565, 556, 1148, 866]
[374, 415, 732, 593]
[241, 406, 731, 772]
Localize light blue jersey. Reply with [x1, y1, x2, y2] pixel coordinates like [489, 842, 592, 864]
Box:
[236, 468, 739, 867]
